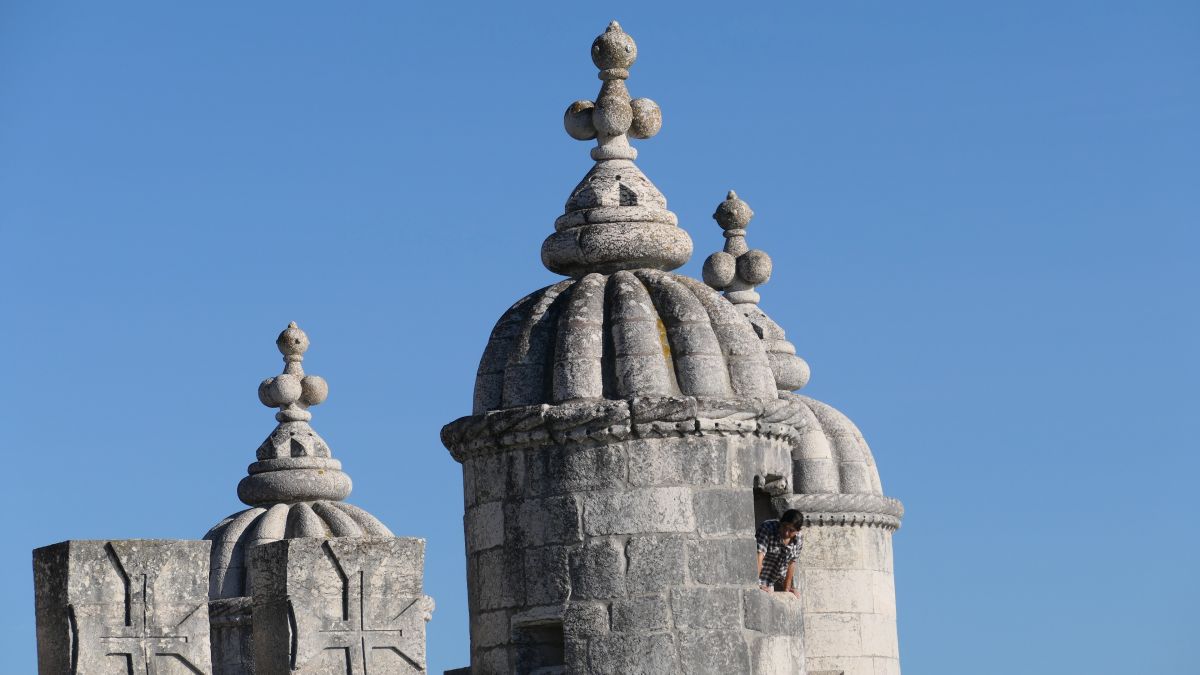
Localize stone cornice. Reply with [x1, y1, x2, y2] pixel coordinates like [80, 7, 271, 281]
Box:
[441, 395, 813, 462]
[779, 493, 905, 530]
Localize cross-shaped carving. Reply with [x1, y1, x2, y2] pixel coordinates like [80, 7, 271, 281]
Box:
[94, 543, 206, 675]
[298, 545, 424, 673]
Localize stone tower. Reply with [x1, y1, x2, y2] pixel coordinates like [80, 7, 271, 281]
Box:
[702, 193, 905, 675]
[34, 324, 434, 675]
[441, 22, 817, 675]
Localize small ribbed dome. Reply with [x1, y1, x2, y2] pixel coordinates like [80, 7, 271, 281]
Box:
[789, 393, 884, 496]
[204, 501, 392, 599]
[473, 269, 779, 414]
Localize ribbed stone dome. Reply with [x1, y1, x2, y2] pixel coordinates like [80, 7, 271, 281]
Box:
[473, 269, 780, 414]
[204, 501, 392, 599]
[789, 393, 883, 496]
[785, 392, 904, 528]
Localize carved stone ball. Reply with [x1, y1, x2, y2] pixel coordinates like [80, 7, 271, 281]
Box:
[628, 98, 662, 139]
[593, 97, 633, 137]
[300, 375, 328, 406]
[702, 251, 737, 289]
[591, 22, 637, 70]
[564, 100, 597, 140]
[738, 249, 773, 285]
[714, 191, 754, 230]
[266, 373, 303, 407]
[276, 323, 309, 356]
[258, 377, 277, 407]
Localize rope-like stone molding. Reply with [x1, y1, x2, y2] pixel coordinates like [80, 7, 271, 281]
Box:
[441, 395, 813, 462]
[779, 493, 905, 530]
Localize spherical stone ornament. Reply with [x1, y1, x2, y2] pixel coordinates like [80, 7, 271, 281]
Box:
[714, 190, 754, 230]
[591, 21, 637, 70]
[738, 249, 773, 285]
[267, 373, 302, 407]
[276, 321, 308, 356]
[628, 98, 662, 139]
[300, 375, 328, 406]
[593, 97, 633, 136]
[702, 251, 737, 289]
[258, 377, 277, 407]
[564, 100, 597, 140]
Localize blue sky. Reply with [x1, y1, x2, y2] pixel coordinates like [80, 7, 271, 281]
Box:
[1, 2, 1196, 673]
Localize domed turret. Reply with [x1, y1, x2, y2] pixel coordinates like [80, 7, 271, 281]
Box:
[444, 24, 811, 675]
[204, 323, 391, 600]
[701, 192, 904, 674]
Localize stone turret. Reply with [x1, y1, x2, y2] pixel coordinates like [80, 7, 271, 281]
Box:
[703, 193, 905, 675]
[443, 23, 807, 674]
[205, 322, 394, 603]
[32, 323, 434, 675]
[202, 323, 432, 675]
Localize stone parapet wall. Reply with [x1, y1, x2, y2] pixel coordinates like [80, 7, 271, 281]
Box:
[33, 540, 214, 675]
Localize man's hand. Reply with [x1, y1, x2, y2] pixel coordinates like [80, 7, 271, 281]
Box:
[787, 587, 801, 599]
[759, 584, 774, 593]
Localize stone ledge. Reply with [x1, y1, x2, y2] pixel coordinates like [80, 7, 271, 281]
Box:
[779, 493, 905, 530]
[442, 395, 812, 461]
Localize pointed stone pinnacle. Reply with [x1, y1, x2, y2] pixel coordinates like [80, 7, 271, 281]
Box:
[545, 22, 690, 278]
[239, 323, 350, 506]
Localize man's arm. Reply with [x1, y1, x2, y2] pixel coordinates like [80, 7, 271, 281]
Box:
[784, 560, 799, 597]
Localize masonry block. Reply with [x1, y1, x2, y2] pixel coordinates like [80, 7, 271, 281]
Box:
[569, 538, 625, 600]
[677, 629, 751, 674]
[513, 495, 582, 546]
[524, 545, 571, 606]
[625, 535, 687, 594]
[670, 587, 742, 630]
[611, 594, 670, 632]
[742, 588, 804, 634]
[33, 539, 213, 675]
[582, 487, 696, 535]
[588, 632, 678, 674]
[472, 546, 526, 610]
[693, 488, 755, 536]
[529, 444, 626, 495]
[465, 501, 505, 553]
[687, 537, 757, 585]
[250, 537, 432, 674]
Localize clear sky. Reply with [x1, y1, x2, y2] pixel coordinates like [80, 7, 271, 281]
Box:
[1, 2, 1196, 673]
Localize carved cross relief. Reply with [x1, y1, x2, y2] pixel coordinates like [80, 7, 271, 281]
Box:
[74, 542, 209, 675]
[291, 542, 426, 674]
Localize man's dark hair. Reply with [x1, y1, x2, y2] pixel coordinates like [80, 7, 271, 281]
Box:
[780, 509, 804, 527]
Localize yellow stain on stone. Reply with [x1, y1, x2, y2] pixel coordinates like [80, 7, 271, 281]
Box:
[656, 318, 671, 360]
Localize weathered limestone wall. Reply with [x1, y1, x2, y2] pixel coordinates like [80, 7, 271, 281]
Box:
[34, 539, 214, 675]
[789, 518, 900, 675]
[250, 537, 433, 675]
[458, 431, 804, 674]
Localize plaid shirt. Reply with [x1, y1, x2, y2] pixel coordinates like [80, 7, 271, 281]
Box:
[755, 519, 802, 587]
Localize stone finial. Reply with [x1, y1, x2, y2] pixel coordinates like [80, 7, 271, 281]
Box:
[703, 192, 810, 390]
[237, 323, 352, 506]
[703, 191, 773, 305]
[562, 21, 662, 161]
[542, 22, 692, 278]
[257, 321, 329, 423]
